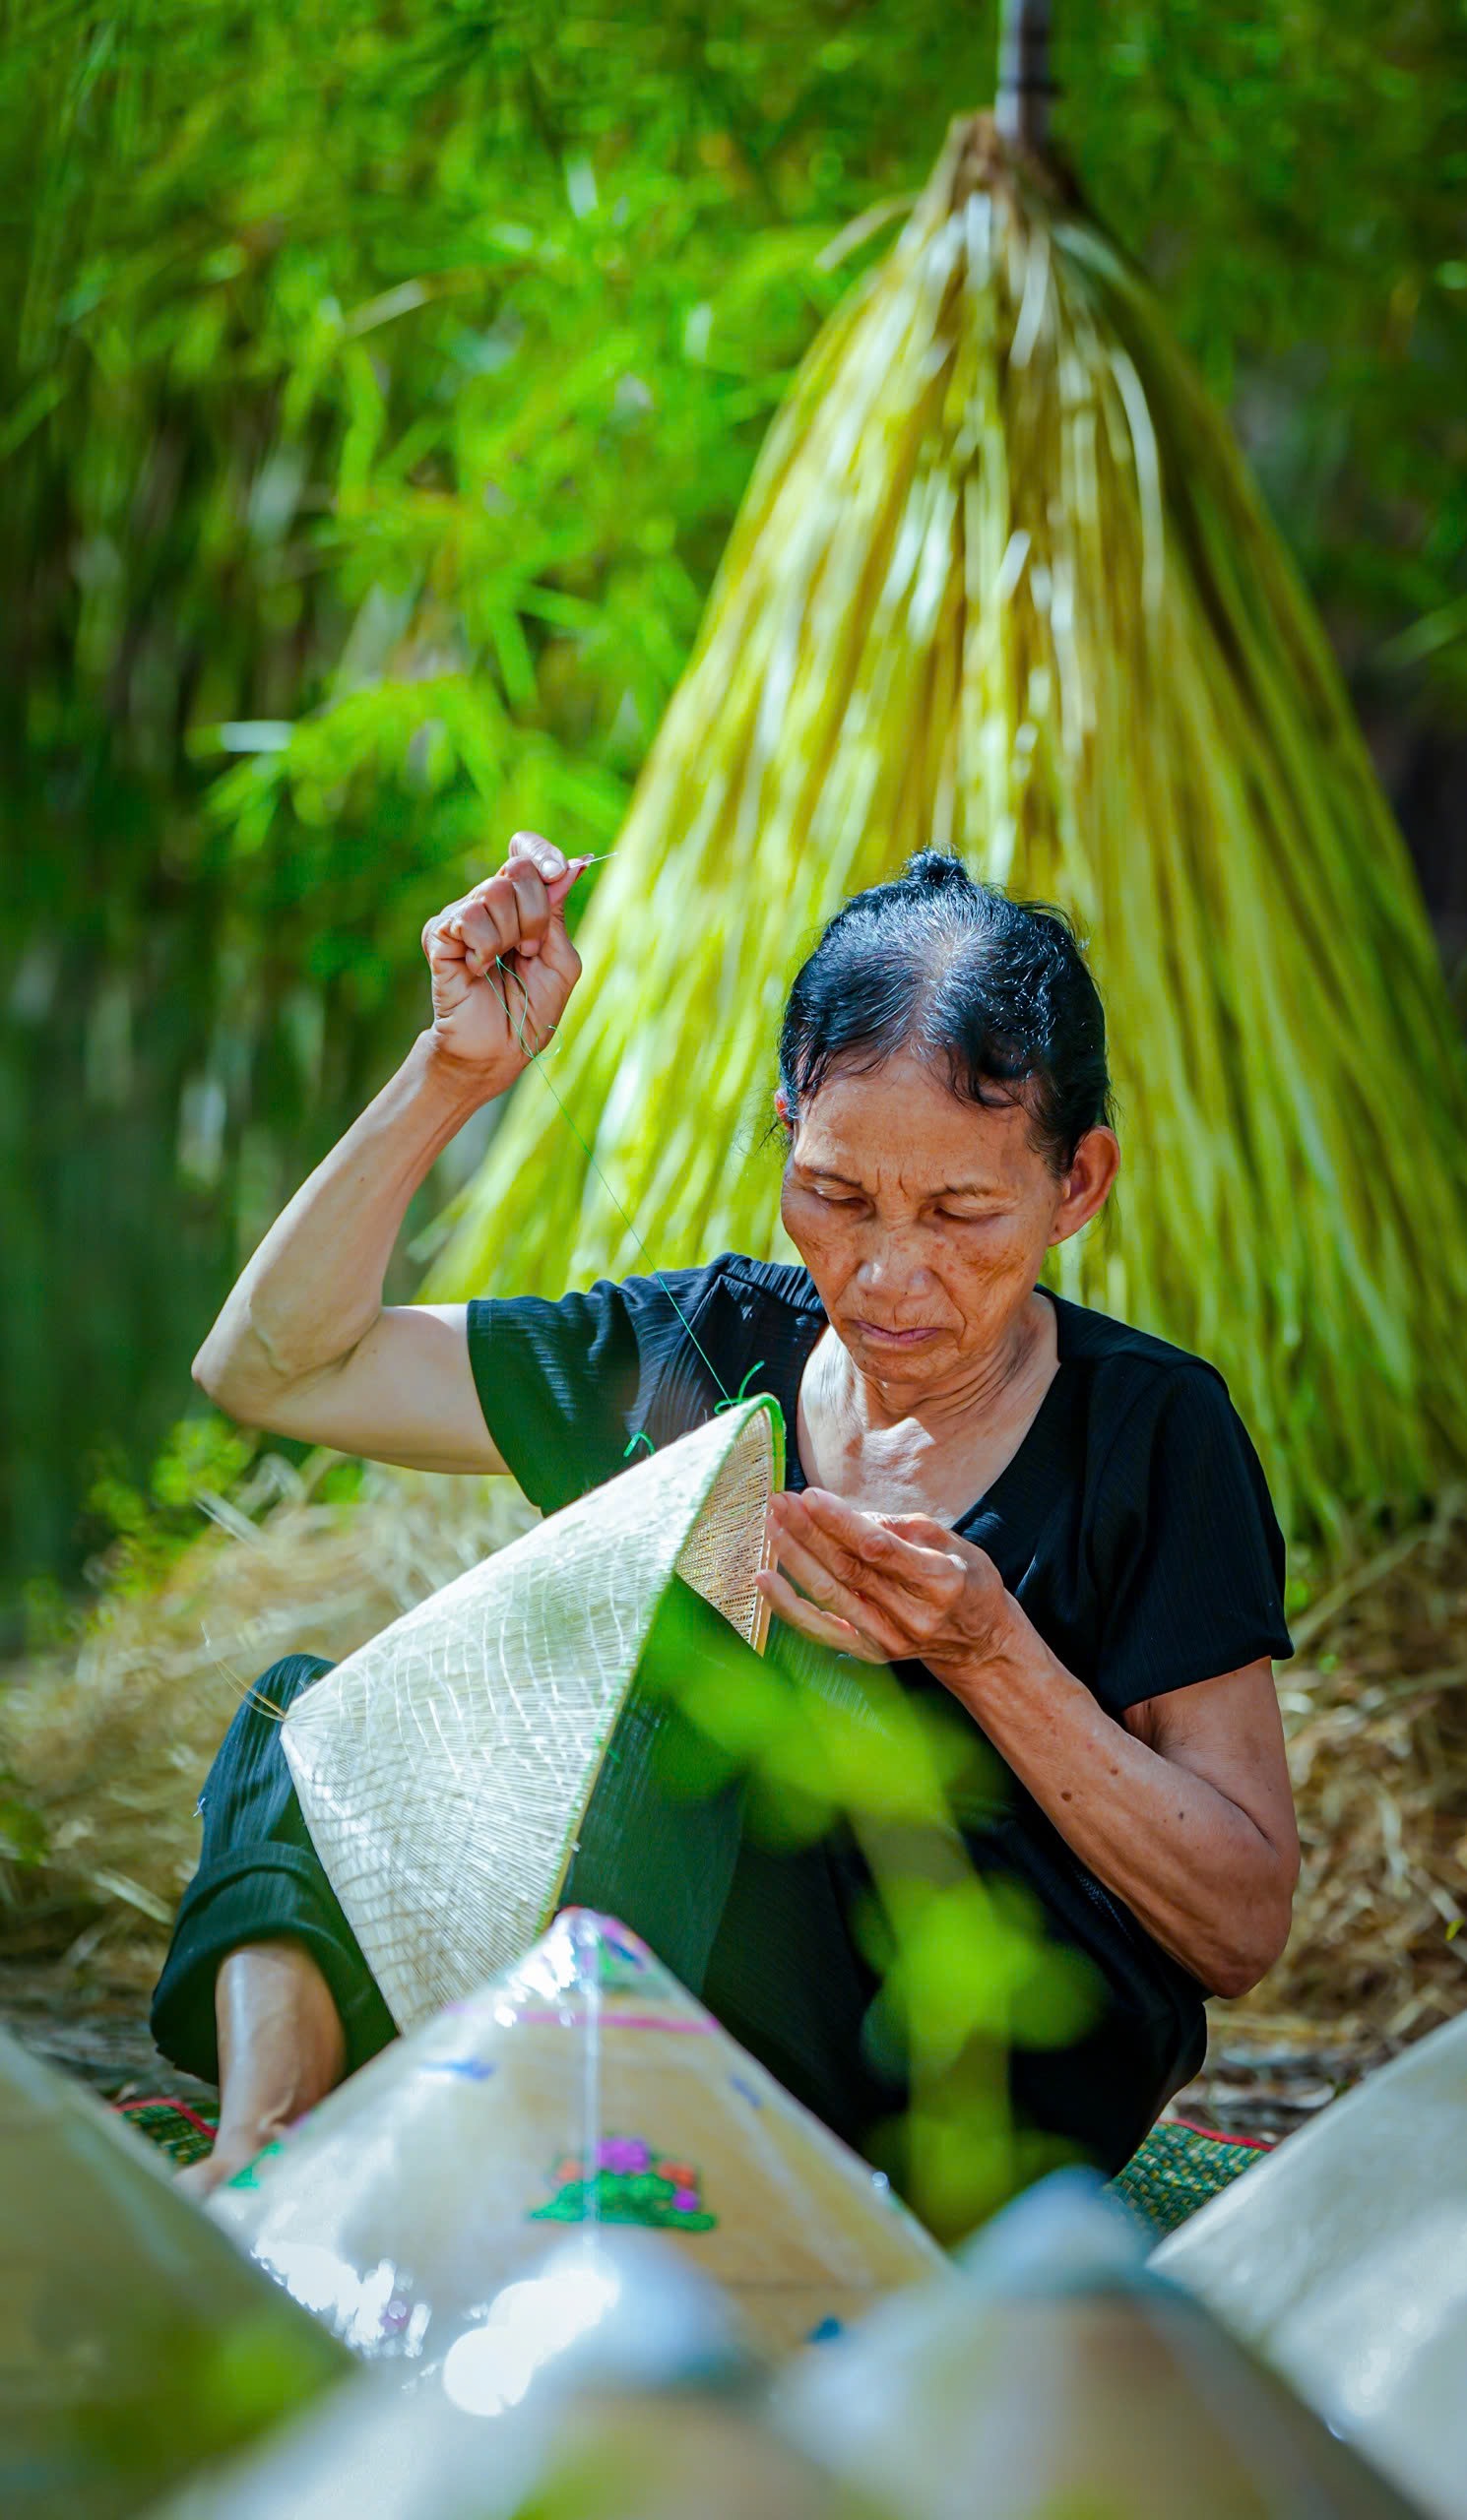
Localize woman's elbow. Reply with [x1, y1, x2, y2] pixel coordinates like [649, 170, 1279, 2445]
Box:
[192, 1330, 270, 1426]
[1204, 1869, 1297, 1999]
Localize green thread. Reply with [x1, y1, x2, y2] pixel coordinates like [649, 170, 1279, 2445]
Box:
[715, 1358, 766, 1414]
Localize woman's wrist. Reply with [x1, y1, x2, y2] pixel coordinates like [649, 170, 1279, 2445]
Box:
[410, 1022, 521, 1114]
[937, 1589, 1055, 1712]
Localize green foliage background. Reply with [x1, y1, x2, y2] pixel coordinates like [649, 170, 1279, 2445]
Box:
[4, 0, 1466, 1621]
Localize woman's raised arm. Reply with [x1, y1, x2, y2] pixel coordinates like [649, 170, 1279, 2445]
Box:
[191, 832, 585, 1473]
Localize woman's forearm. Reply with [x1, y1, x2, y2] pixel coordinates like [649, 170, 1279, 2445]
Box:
[950, 1634, 1293, 1996]
[192, 841, 583, 1450]
[193, 1032, 497, 1418]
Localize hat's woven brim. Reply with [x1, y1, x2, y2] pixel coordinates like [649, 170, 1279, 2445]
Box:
[283, 1398, 780, 2032]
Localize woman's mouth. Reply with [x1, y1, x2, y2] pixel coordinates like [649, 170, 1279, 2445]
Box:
[850, 1318, 940, 1349]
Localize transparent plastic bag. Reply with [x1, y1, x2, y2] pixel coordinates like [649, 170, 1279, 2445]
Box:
[0, 2028, 349, 2520]
[148, 2231, 868, 2520]
[1158, 2013, 1467, 2519]
[211, 1910, 942, 2367]
[781, 2168, 1422, 2519]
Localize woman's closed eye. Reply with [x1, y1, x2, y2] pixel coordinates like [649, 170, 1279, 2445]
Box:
[804, 1185, 1003, 1225]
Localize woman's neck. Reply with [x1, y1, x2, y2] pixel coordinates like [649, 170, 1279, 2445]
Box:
[851, 1292, 1055, 1434]
[797, 1291, 1059, 1526]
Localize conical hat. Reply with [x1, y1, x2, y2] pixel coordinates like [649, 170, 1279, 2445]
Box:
[780, 2170, 1420, 2520]
[211, 1909, 944, 2364]
[1156, 2011, 1467, 2519]
[283, 1397, 780, 2031]
[0, 2027, 349, 2520]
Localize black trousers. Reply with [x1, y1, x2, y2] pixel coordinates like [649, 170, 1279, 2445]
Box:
[152, 1657, 1200, 2181]
[152, 1655, 398, 2081]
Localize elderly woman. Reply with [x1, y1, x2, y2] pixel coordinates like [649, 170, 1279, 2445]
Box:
[156, 835, 1298, 2205]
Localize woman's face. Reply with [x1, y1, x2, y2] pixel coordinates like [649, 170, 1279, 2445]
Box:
[780, 1049, 1117, 1394]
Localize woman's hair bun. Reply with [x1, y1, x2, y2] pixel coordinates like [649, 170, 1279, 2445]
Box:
[901, 849, 977, 895]
[777, 844, 1114, 1171]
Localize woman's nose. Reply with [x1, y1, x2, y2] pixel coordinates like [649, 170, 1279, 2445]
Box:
[856, 1239, 933, 1292]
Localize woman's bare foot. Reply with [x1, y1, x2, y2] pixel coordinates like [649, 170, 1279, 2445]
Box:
[173, 1939, 347, 2205]
[175, 2123, 281, 2202]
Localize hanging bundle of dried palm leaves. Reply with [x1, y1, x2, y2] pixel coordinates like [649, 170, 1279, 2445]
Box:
[426, 112, 1467, 1540]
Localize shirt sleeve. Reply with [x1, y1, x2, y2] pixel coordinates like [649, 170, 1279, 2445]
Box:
[465, 1265, 727, 1517]
[1090, 1365, 1294, 1715]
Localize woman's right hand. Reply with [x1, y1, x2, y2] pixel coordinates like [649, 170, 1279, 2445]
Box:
[421, 830, 588, 1088]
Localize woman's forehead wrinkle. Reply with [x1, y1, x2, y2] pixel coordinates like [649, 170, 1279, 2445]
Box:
[797, 1066, 1037, 1199]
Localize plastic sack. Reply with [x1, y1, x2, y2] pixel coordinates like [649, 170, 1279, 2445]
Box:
[0, 2027, 349, 2520]
[779, 2167, 1423, 2519]
[1156, 2013, 1467, 2520]
[211, 1909, 943, 2365]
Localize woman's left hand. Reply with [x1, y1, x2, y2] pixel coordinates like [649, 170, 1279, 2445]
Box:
[758, 1486, 1022, 1684]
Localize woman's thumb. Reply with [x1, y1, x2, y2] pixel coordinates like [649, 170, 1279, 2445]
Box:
[546, 855, 592, 918]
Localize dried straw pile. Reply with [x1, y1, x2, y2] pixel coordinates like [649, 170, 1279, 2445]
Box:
[0, 1460, 535, 1958]
[1232, 1490, 1467, 2053]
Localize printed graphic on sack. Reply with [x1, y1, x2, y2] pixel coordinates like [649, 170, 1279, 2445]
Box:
[531, 2134, 717, 2231]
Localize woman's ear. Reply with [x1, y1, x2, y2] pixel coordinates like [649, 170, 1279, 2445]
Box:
[1049, 1125, 1120, 1246]
[773, 1085, 792, 1130]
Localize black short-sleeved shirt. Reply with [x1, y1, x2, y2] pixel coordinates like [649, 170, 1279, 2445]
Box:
[467, 1254, 1293, 2162]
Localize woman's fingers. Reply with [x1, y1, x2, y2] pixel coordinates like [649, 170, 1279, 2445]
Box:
[772, 1489, 950, 1603]
[423, 889, 472, 956]
[512, 832, 591, 923]
[763, 1490, 1015, 1682]
[875, 1508, 964, 1553]
[763, 1518, 915, 1663]
[766, 1514, 875, 1624]
[444, 885, 507, 975]
[420, 837, 590, 1072]
[449, 865, 542, 971]
[797, 1486, 935, 1554]
[754, 1566, 886, 1662]
[766, 1495, 866, 1591]
[458, 845, 590, 972]
[535, 903, 583, 996]
[501, 854, 556, 961]
[503, 832, 591, 947]
[507, 829, 568, 890]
